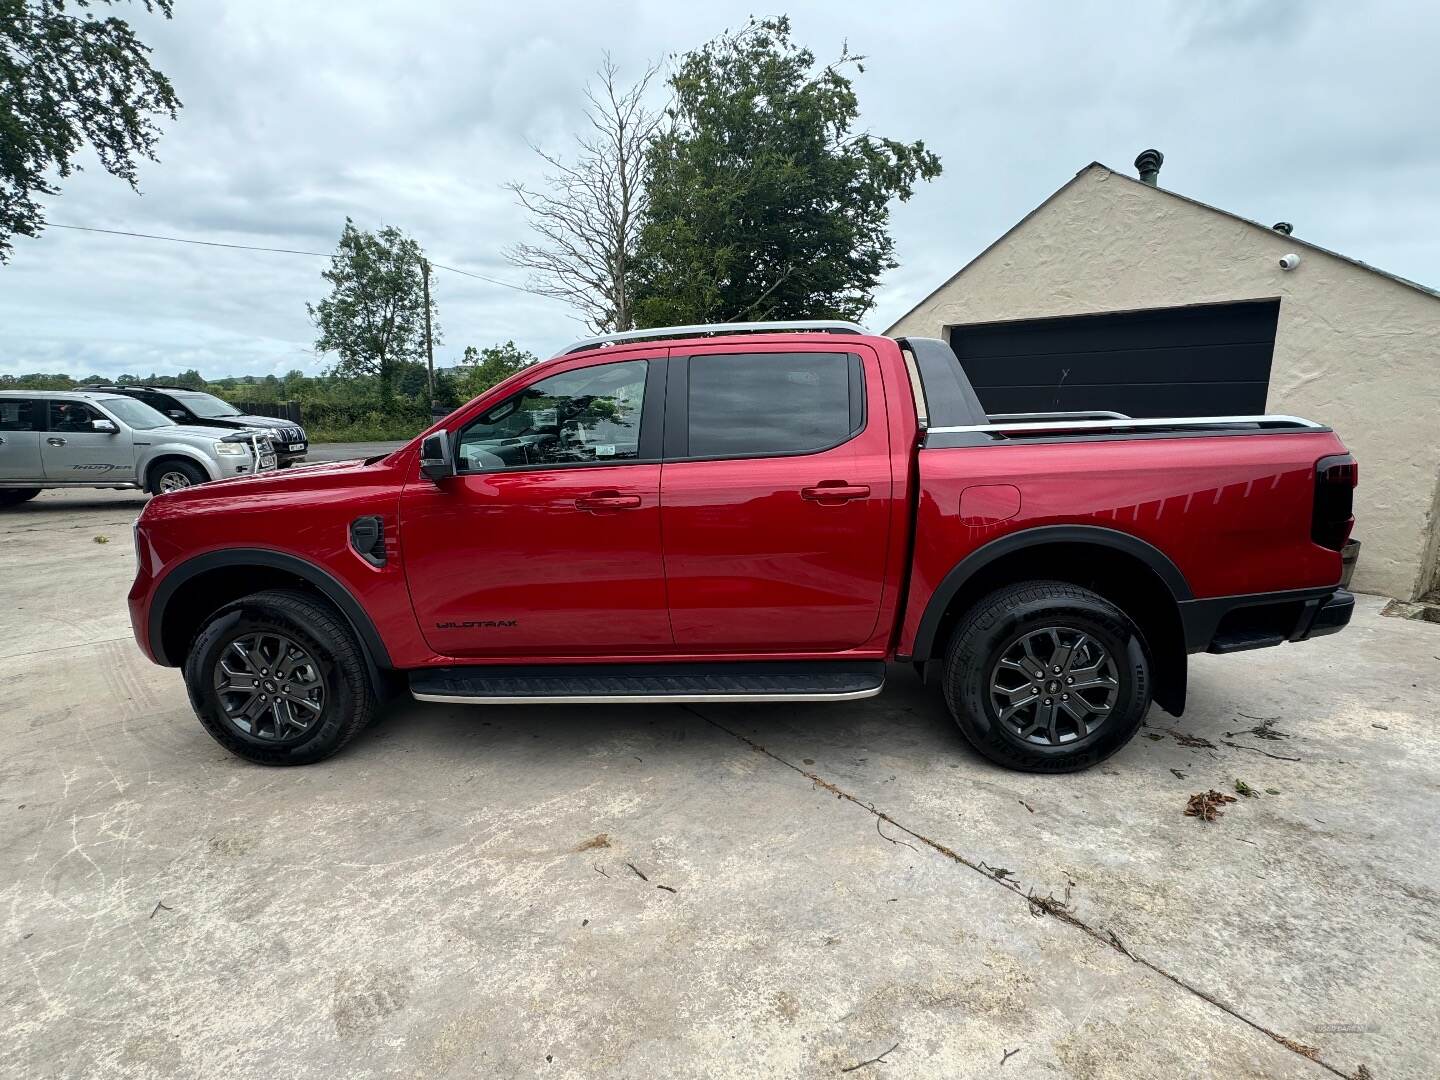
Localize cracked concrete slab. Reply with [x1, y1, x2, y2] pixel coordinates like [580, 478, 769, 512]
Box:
[2, 490, 1429, 1079]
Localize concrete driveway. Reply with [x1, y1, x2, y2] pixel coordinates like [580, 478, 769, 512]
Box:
[3, 489, 1436, 1079]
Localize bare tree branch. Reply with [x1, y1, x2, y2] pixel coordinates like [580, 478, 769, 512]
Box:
[504, 55, 663, 334]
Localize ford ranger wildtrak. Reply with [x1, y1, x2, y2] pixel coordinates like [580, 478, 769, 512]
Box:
[127, 322, 1357, 772]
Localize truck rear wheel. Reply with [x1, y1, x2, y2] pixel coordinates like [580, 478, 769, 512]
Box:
[942, 581, 1152, 773]
[183, 589, 377, 765]
[148, 458, 207, 494]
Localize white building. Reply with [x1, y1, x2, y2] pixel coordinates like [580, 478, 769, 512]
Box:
[888, 152, 1440, 601]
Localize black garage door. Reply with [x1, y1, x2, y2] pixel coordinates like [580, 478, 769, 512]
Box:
[949, 299, 1280, 418]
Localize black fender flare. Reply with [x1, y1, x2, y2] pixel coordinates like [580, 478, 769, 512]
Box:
[908, 524, 1193, 662]
[149, 549, 394, 687]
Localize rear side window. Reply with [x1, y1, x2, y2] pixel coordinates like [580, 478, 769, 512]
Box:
[0, 400, 37, 431]
[685, 352, 863, 459]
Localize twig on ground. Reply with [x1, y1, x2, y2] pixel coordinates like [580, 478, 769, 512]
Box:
[656, 884, 677, 893]
[149, 900, 173, 919]
[1018, 799, 1034, 813]
[1224, 741, 1301, 762]
[841, 1042, 900, 1073]
[625, 862, 649, 882]
[593, 865, 609, 878]
[1000, 1047, 1021, 1067]
[1107, 929, 1134, 960]
[1236, 711, 1281, 722]
[876, 816, 918, 851]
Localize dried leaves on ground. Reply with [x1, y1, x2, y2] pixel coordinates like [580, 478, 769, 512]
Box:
[1184, 790, 1239, 822]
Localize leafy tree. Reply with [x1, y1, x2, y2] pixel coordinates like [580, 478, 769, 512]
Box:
[1, 0, 181, 262]
[455, 341, 538, 401]
[633, 16, 941, 327]
[506, 57, 662, 333]
[307, 218, 439, 403]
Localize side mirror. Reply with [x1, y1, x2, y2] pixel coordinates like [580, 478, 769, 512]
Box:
[92, 419, 118, 434]
[419, 431, 453, 481]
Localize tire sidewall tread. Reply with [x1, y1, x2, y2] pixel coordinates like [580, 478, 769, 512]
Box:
[942, 580, 1152, 773]
[183, 589, 376, 765]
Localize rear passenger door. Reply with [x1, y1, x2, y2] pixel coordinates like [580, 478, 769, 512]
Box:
[0, 399, 43, 480]
[659, 345, 893, 652]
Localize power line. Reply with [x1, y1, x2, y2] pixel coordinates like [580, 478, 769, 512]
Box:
[46, 221, 533, 293]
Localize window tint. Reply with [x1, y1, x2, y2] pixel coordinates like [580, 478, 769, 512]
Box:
[48, 401, 104, 432]
[456, 360, 648, 472]
[686, 352, 860, 458]
[0, 400, 36, 431]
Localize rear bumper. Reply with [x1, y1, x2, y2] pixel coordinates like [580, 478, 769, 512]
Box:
[1180, 587, 1354, 655]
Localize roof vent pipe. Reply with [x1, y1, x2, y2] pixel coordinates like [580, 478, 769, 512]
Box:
[1272, 222, 1294, 235]
[1134, 148, 1164, 186]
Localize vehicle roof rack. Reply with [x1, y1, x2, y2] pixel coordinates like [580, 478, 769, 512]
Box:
[560, 320, 869, 356]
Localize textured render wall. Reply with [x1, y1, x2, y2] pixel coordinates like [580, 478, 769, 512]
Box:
[889, 166, 1440, 600]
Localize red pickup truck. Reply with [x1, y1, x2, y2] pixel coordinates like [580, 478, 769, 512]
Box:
[128, 322, 1357, 772]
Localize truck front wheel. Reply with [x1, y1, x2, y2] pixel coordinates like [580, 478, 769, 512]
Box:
[942, 581, 1152, 773]
[183, 589, 378, 765]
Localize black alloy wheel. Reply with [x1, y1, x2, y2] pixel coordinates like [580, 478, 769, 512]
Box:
[942, 581, 1152, 773]
[213, 632, 326, 741]
[988, 627, 1119, 746]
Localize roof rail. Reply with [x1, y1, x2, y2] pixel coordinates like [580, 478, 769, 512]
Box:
[560, 320, 869, 356]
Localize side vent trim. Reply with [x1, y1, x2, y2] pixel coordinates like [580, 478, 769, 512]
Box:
[349, 516, 387, 567]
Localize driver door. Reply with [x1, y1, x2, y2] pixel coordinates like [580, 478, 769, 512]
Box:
[400, 351, 672, 659]
[41, 401, 135, 482]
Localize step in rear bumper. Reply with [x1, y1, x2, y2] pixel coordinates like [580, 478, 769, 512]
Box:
[1180, 587, 1354, 655]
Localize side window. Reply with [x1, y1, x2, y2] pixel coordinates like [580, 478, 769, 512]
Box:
[456, 360, 648, 472]
[0, 400, 37, 431]
[48, 401, 104, 432]
[685, 352, 863, 459]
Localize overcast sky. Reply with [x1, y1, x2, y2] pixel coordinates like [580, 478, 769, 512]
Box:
[2, 0, 1436, 379]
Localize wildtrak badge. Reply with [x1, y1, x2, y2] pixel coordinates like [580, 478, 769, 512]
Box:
[434, 619, 518, 629]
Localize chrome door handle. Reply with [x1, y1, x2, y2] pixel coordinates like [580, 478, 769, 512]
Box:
[47, 437, 66, 447]
[801, 482, 869, 503]
[0, 435, 6, 445]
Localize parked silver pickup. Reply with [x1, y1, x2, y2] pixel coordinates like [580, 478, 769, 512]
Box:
[0, 390, 277, 507]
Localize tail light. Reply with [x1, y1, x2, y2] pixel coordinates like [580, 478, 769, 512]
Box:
[1312, 454, 1357, 551]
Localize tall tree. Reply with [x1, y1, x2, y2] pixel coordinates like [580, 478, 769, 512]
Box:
[308, 218, 438, 403]
[505, 56, 662, 334]
[454, 340, 537, 400]
[1, 0, 181, 262]
[632, 17, 941, 327]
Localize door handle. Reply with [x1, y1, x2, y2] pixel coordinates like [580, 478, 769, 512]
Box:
[801, 482, 869, 503]
[47, 437, 66, 447]
[575, 491, 643, 512]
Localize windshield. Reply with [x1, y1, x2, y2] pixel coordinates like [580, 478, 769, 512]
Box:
[176, 392, 242, 418]
[99, 397, 171, 430]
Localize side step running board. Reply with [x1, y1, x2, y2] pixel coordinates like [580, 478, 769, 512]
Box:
[409, 661, 885, 704]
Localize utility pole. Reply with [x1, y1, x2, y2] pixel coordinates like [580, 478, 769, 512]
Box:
[420, 257, 435, 410]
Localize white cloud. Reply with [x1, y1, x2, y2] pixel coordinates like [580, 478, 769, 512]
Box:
[3, 0, 1436, 378]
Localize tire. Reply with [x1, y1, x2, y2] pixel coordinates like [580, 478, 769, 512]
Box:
[183, 589, 378, 765]
[148, 458, 207, 494]
[941, 581, 1152, 773]
[0, 488, 41, 507]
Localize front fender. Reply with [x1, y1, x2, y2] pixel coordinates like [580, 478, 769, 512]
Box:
[136, 443, 218, 485]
